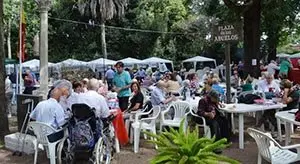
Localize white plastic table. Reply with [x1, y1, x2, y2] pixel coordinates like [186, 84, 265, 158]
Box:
[275, 109, 300, 146]
[190, 100, 286, 149]
[220, 103, 286, 149]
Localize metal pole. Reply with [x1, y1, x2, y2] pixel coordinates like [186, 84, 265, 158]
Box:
[225, 43, 231, 103]
[18, 0, 23, 94]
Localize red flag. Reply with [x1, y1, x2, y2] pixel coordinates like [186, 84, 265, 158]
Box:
[17, 9, 26, 62]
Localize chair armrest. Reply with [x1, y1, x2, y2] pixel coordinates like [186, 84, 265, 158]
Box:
[135, 109, 153, 122]
[281, 144, 300, 150]
[190, 112, 207, 126]
[140, 117, 157, 122]
[161, 106, 171, 121]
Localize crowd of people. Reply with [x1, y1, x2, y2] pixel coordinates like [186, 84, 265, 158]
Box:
[6, 56, 300, 147]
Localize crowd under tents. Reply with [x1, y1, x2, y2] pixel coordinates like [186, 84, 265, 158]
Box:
[5, 59, 54, 74]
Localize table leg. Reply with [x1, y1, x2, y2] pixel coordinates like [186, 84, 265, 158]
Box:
[285, 122, 291, 146]
[231, 113, 235, 134]
[276, 117, 282, 142]
[238, 113, 244, 149]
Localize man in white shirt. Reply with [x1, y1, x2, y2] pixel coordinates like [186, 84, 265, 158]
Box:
[76, 78, 110, 118]
[257, 73, 280, 93]
[51, 80, 73, 111]
[30, 88, 66, 129]
[267, 60, 280, 76]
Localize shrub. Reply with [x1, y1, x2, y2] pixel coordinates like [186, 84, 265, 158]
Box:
[145, 120, 240, 164]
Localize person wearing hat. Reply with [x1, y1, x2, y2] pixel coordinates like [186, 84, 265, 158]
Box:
[195, 90, 230, 141]
[113, 61, 132, 111]
[150, 80, 176, 106]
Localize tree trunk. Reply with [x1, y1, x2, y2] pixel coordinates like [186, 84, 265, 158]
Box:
[266, 31, 278, 62]
[7, 19, 11, 59]
[101, 22, 107, 79]
[267, 40, 277, 62]
[243, 0, 261, 78]
[0, 0, 10, 140]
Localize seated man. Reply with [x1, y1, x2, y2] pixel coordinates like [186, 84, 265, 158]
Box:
[77, 78, 110, 118]
[195, 90, 230, 141]
[30, 88, 67, 129]
[257, 73, 280, 99]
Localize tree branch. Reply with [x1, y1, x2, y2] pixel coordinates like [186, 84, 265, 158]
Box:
[223, 0, 255, 14]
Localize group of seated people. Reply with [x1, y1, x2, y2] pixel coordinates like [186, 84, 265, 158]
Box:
[29, 59, 300, 148]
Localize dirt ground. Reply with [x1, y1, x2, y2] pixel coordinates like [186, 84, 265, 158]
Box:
[2, 115, 300, 164]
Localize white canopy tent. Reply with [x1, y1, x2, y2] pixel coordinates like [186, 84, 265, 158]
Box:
[182, 56, 217, 72]
[183, 56, 216, 63]
[142, 57, 173, 64]
[141, 57, 173, 71]
[89, 58, 116, 71]
[120, 57, 142, 64]
[289, 52, 300, 58]
[21, 59, 54, 71]
[89, 58, 116, 66]
[277, 53, 290, 58]
[53, 59, 88, 67]
[120, 57, 142, 69]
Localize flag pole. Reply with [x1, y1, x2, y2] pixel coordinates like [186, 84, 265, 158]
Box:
[18, 0, 23, 94]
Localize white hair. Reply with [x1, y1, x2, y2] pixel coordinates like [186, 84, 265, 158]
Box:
[88, 78, 99, 91]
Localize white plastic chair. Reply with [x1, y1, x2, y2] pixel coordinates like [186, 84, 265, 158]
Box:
[28, 122, 65, 164]
[125, 101, 152, 134]
[130, 106, 161, 153]
[160, 101, 190, 132]
[189, 106, 211, 138]
[247, 128, 300, 164]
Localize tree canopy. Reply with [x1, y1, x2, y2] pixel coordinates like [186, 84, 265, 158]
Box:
[1, 0, 300, 67]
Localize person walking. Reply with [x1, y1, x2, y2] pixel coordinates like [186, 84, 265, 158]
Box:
[113, 62, 132, 111]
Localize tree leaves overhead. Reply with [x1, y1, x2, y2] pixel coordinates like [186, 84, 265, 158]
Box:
[75, 0, 127, 22]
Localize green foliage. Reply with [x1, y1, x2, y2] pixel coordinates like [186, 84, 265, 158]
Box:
[3, 0, 39, 59]
[145, 120, 240, 164]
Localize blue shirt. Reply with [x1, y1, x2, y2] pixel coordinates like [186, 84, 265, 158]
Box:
[212, 84, 225, 95]
[105, 69, 115, 79]
[113, 71, 132, 97]
[136, 70, 146, 78]
[150, 87, 166, 106]
[30, 98, 66, 129]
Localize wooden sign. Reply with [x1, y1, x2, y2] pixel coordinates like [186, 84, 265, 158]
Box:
[213, 24, 241, 43]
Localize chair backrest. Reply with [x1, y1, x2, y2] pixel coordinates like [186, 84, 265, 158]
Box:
[28, 121, 57, 145]
[247, 128, 280, 161]
[170, 101, 190, 120]
[148, 106, 161, 126]
[71, 103, 95, 120]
